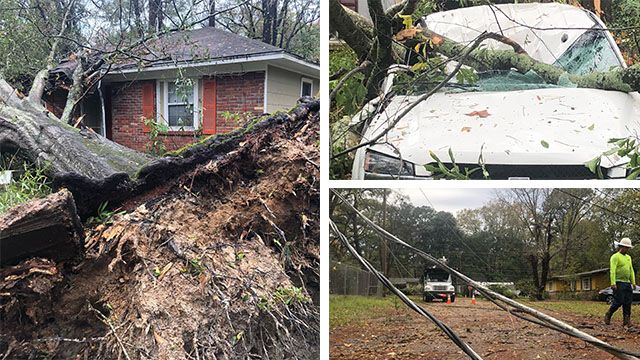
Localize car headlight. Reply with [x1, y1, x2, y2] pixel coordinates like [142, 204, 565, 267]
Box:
[425, 285, 433, 291]
[364, 150, 415, 176]
[448, 285, 455, 291]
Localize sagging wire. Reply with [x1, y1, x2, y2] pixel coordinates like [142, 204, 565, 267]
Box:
[329, 220, 483, 360]
[331, 189, 640, 360]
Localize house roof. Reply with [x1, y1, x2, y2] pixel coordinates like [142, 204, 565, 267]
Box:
[112, 27, 317, 71]
[550, 268, 608, 280]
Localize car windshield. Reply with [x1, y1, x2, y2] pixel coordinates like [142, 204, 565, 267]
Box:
[456, 30, 621, 92]
[425, 269, 449, 282]
[395, 29, 623, 94]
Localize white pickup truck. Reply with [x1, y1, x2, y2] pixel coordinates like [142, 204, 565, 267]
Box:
[352, 3, 640, 180]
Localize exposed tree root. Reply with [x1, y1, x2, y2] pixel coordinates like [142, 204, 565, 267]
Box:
[0, 100, 320, 360]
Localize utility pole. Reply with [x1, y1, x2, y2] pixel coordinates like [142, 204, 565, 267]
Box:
[377, 189, 389, 297]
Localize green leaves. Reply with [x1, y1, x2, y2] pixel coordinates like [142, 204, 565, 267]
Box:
[423, 147, 489, 180]
[585, 136, 640, 179]
[456, 67, 479, 85]
[540, 140, 549, 148]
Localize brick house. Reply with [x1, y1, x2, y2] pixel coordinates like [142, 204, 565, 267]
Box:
[47, 27, 319, 152]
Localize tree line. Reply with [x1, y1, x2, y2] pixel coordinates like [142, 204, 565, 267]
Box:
[330, 188, 640, 300]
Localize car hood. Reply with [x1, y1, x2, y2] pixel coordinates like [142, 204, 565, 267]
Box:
[363, 88, 640, 168]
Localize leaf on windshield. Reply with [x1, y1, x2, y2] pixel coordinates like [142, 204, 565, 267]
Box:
[461, 127, 472, 132]
[541, 140, 549, 148]
[430, 35, 444, 46]
[465, 110, 490, 118]
[394, 28, 421, 41]
[588, 124, 595, 130]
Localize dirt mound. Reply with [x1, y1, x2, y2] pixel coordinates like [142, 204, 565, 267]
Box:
[0, 101, 320, 359]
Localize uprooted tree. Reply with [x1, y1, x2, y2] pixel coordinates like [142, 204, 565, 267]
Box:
[1, 26, 321, 357]
[0, 0, 320, 357]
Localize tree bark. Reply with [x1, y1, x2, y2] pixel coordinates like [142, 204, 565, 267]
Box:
[149, 0, 163, 32]
[59, 58, 84, 125]
[329, 0, 373, 61]
[1, 78, 318, 218]
[132, 0, 144, 36]
[416, 28, 640, 93]
[208, 0, 216, 27]
[334, 3, 640, 95]
[0, 189, 83, 266]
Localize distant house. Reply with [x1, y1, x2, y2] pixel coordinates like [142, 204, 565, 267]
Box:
[545, 268, 610, 298]
[45, 27, 319, 152]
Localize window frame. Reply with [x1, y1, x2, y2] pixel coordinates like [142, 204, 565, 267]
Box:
[156, 79, 200, 131]
[581, 277, 591, 291]
[300, 77, 314, 97]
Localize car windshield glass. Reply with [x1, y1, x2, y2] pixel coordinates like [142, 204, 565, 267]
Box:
[395, 28, 622, 94]
[425, 269, 449, 282]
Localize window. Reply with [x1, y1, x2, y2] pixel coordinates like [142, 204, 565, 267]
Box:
[301, 78, 313, 97]
[581, 277, 591, 291]
[157, 79, 199, 130]
[570, 280, 576, 292]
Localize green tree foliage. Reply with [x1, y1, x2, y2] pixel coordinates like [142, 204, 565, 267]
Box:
[330, 189, 640, 294]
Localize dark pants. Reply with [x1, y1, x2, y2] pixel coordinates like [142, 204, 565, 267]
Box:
[608, 281, 633, 317]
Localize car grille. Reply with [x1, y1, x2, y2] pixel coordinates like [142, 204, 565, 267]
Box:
[432, 164, 602, 180]
[432, 285, 448, 291]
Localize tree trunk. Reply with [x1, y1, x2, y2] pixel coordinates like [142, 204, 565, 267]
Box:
[1, 77, 319, 218]
[59, 58, 84, 125]
[0, 189, 83, 266]
[529, 254, 543, 300]
[132, 0, 144, 36]
[416, 28, 640, 93]
[329, 0, 373, 60]
[149, 0, 163, 32]
[334, 2, 640, 95]
[262, 0, 279, 45]
[0, 79, 152, 215]
[208, 0, 216, 27]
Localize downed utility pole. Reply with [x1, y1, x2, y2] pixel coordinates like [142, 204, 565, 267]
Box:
[332, 190, 640, 360]
[329, 220, 483, 359]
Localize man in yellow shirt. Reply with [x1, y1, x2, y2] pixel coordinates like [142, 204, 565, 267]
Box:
[604, 238, 636, 327]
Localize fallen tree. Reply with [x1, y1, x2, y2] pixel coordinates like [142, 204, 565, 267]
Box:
[0, 99, 320, 359]
[0, 189, 83, 266]
[329, 0, 640, 100]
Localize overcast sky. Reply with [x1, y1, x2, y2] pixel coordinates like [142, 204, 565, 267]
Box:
[397, 188, 499, 215]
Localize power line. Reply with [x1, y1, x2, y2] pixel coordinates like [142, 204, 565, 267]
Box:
[418, 189, 507, 279]
[332, 190, 640, 359]
[329, 220, 483, 360]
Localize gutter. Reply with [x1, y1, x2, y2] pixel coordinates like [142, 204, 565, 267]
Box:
[106, 51, 320, 76]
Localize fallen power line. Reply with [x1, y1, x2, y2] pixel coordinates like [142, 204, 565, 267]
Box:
[329, 220, 483, 360]
[331, 189, 640, 360]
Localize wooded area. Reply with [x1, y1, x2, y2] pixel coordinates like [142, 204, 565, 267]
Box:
[330, 188, 640, 301]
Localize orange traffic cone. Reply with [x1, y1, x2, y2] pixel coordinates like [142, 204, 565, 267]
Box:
[446, 294, 451, 304]
[471, 293, 477, 305]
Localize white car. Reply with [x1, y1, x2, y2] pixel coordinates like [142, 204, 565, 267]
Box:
[352, 3, 640, 180]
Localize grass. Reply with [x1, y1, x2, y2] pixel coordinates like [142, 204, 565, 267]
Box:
[330, 295, 640, 329]
[522, 299, 640, 323]
[330, 295, 406, 328]
[0, 163, 51, 214]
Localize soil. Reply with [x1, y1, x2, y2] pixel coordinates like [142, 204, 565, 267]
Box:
[0, 104, 320, 360]
[330, 298, 640, 360]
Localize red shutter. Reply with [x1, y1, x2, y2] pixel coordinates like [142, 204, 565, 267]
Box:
[141, 81, 155, 133]
[202, 78, 217, 135]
